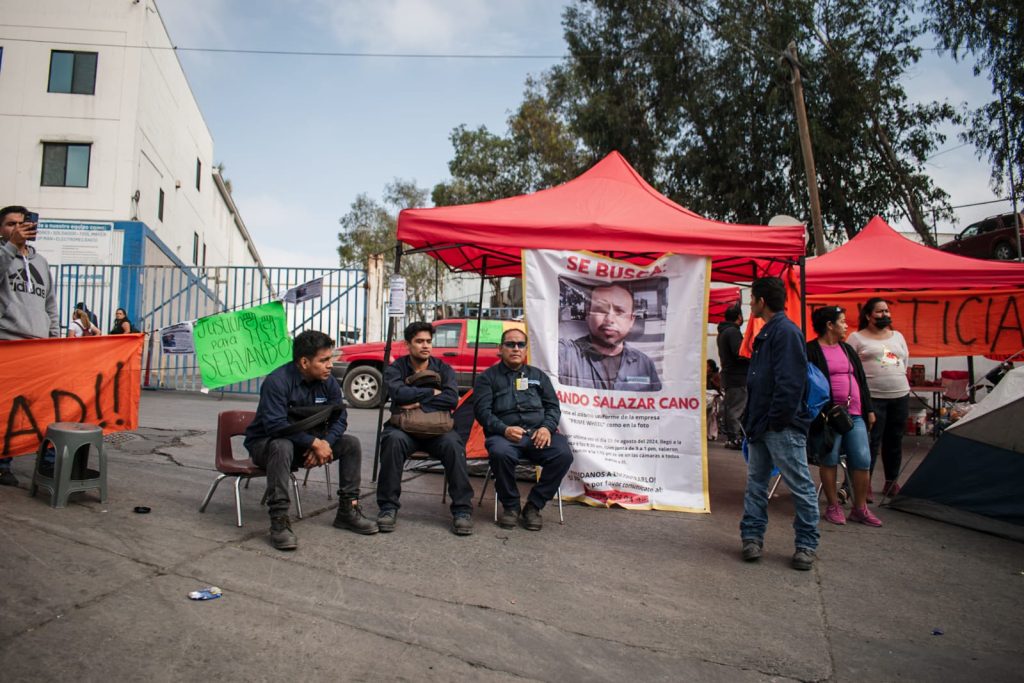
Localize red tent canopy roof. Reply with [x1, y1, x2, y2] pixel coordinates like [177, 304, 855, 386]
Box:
[805, 215, 1024, 294]
[397, 151, 805, 278]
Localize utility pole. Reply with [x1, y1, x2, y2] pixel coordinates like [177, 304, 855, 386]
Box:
[781, 42, 827, 256]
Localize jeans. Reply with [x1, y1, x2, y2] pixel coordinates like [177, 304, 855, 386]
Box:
[740, 427, 820, 551]
[486, 432, 573, 511]
[721, 386, 747, 442]
[377, 426, 474, 514]
[248, 434, 362, 518]
[818, 415, 871, 470]
[869, 395, 909, 481]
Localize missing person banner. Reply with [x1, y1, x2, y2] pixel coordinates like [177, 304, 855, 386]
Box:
[0, 335, 143, 457]
[524, 250, 711, 512]
[192, 302, 292, 389]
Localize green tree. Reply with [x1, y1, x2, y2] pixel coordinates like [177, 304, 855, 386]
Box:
[337, 180, 440, 319]
[432, 77, 584, 207]
[437, 0, 960, 246]
[926, 0, 1024, 198]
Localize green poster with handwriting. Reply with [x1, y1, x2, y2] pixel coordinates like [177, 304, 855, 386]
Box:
[193, 301, 292, 389]
[465, 319, 507, 345]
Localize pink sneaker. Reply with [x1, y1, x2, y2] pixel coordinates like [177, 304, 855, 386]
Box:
[850, 506, 883, 527]
[883, 480, 902, 497]
[824, 503, 846, 525]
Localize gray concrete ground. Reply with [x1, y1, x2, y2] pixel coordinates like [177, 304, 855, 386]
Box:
[1, 390, 1022, 682]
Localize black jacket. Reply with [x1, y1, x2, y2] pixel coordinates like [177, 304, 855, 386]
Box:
[716, 321, 749, 388]
[473, 362, 560, 437]
[743, 313, 811, 439]
[384, 355, 459, 416]
[244, 362, 347, 452]
[806, 339, 874, 433]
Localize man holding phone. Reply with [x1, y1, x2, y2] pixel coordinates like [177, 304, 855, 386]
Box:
[0, 205, 59, 486]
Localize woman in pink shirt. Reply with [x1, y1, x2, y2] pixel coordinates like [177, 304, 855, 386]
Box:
[806, 306, 881, 527]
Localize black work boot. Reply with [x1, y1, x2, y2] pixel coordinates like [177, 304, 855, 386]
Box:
[377, 508, 397, 533]
[333, 500, 379, 535]
[270, 515, 298, 551]
[451, 511, 474, 536]
[498, 505, 519, 530]
[520, 502, 543, 531]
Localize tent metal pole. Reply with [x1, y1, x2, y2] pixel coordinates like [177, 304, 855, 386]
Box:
[967, 356, 976, 403]
[372, 243, 402, 482]
[470, 256, 487, 388]
[798, 257, 807, 336]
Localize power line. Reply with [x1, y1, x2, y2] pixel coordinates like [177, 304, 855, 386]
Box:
[926, 142, 972, 160]
[0, 36, 567, 60]
[0, 35, 953, 61]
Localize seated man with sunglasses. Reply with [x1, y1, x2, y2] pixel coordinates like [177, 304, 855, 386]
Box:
[474, 328, 573, 530]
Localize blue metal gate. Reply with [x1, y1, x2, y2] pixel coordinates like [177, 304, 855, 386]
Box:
[51, 264, 366, 393]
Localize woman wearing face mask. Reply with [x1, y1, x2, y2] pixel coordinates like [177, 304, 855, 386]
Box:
[847, 298, 911, 499]
[807, 306, 881, 527]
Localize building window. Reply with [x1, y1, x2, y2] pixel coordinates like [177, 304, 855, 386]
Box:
[41, 142, 91, 187]
[195, 158, 202, 191]
[202, 243, 207, 267]
[158, 188, 165, 221]
[192, 233, 199, 265]
[47, 51, 98, 94]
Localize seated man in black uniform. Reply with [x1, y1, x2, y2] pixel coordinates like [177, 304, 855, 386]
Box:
[377, 321, 474, 535]
[245, 330, 377, 550]
[474, 328, 573, 531]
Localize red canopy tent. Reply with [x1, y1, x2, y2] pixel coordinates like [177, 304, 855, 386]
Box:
[709, 286, 742, 323]
[805, 216, 1024, 294]
[803, 216, 1024, 358]
[375, 152, 808, 480]
[397, 151, 804, 279]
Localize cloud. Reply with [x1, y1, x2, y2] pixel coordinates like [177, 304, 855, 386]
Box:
[154, 0, 232, 47]
[304, 0, 538, 53]
[232, 193, 341, 268]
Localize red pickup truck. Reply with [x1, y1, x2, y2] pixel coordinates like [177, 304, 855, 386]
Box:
[332, 318, 524, 408]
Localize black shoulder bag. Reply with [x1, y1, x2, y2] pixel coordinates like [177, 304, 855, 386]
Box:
[824, 350, 855, 435]
[276, 405, 344, 438]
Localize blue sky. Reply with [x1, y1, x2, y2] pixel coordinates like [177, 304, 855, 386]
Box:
[158, 0, 1006, 267]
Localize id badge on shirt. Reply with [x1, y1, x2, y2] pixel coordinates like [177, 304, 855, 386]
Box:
[515, 376, 529, 391]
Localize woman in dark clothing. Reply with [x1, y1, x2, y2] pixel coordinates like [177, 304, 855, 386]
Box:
[807, 306, 881, 527]
[109, 307, 132, 334]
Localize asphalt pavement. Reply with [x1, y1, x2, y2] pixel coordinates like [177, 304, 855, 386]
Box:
[1, 390, 1022, 681]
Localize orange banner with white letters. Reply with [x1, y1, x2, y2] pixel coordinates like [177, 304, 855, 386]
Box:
[806, 290, 1024, 357]
[0, 335, 143, 457]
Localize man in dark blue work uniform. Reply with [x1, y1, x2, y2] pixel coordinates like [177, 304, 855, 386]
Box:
[245, 330, 377, 550]
[474, 328, 573, 531]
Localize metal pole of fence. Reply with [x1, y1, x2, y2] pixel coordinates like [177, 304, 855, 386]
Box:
[372, 244, 402, 482]
[470, 256, 488, 388]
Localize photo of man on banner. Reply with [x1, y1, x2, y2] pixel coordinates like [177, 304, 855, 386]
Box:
[525, 249, 710, 512]
[557, 278, 664, 392]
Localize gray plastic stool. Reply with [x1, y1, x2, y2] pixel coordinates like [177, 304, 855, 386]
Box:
[30, 422, 107, 508]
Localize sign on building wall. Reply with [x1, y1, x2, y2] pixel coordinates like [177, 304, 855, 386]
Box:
[35, 221, 117, 265]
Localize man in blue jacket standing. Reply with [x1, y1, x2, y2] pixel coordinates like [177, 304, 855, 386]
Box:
[739, 277, 819, 570]
[245, 330, 377, 550]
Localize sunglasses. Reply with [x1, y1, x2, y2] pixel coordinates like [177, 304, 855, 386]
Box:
[502, 341, 527, 349]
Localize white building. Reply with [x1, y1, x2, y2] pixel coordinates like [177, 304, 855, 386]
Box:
[0, 0, 263, 272]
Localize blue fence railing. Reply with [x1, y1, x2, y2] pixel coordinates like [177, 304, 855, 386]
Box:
[51, 264, 367, 394]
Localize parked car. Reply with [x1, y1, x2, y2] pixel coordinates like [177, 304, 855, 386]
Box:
[939, 212, 1024, 260]
[332, 318, 524, 408]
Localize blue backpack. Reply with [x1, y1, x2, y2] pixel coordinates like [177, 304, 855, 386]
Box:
[805, 363, 830, 419]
